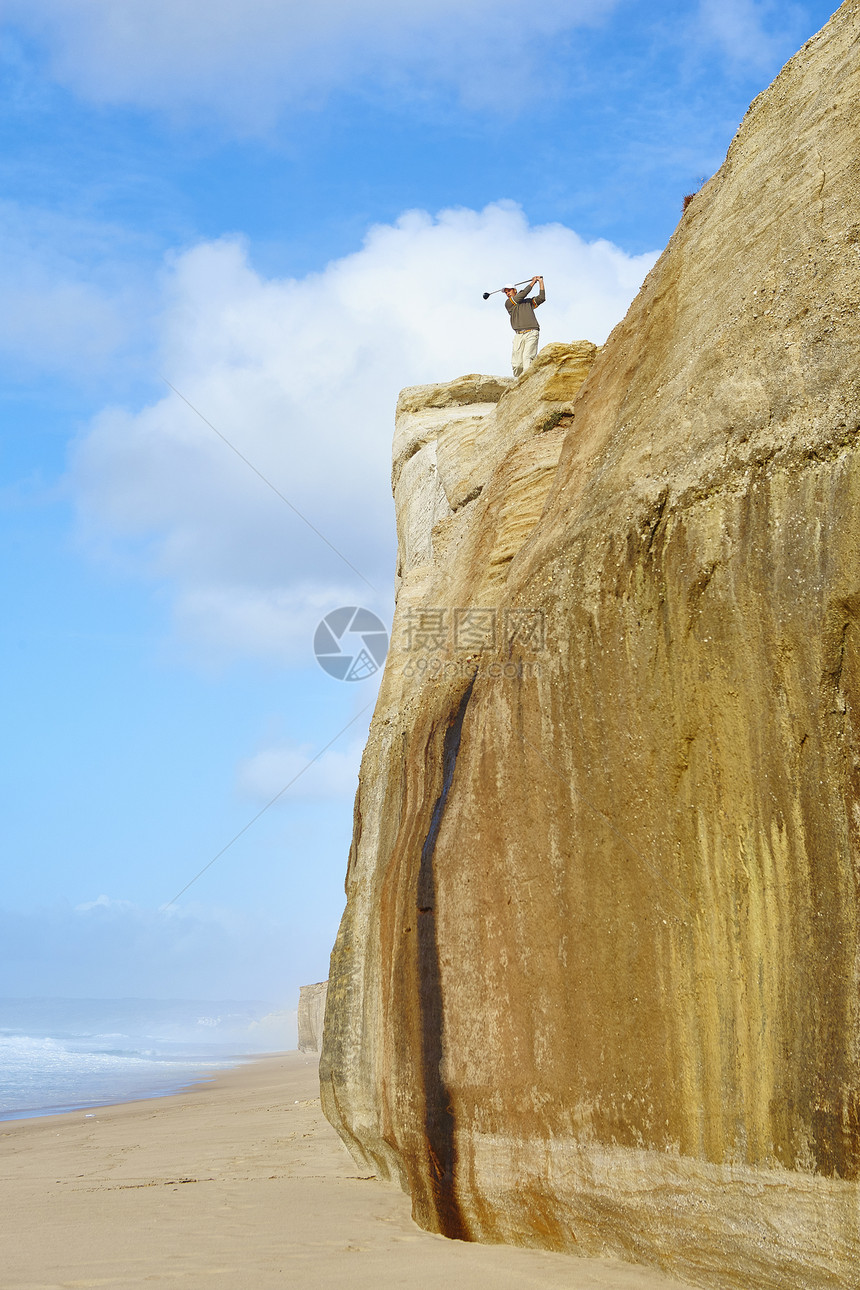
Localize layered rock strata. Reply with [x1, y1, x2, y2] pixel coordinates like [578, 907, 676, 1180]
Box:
[321, 4, 860, 1287]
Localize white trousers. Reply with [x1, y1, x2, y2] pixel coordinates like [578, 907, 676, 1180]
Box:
[512, 329, 539, 377]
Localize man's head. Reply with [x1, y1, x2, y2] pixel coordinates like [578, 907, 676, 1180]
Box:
[503, 284, 516, 299]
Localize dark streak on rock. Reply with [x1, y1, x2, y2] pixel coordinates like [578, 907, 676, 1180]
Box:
[453, 484, 484, 511]
[416, 676, 476, 1240]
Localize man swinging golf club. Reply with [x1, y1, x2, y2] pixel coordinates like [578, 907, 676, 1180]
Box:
[504, 275, 545, 377]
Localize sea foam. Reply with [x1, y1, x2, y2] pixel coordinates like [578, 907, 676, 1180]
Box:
[0, 998, 296, 1120]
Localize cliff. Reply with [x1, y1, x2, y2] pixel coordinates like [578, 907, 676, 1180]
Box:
[320, 4, 860, 1287]
[297, 981, 328, 1054]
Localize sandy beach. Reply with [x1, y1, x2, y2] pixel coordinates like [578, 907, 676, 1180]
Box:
[0, 1052, 695, 1289]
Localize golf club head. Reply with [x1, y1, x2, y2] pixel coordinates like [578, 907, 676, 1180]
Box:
[482, 292, 490, 299]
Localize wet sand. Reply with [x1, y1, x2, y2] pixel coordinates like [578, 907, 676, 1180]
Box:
[0, 1051, 694, 1289]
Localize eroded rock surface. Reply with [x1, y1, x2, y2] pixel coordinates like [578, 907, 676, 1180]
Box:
[297, 981, 328, 1054]
[321, 5, 860, 1287]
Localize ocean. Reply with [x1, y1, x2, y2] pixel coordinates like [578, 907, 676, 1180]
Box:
[0, 998, 296, 1122]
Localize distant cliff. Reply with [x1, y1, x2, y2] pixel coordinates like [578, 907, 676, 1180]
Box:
[321, 4, 860, 1287]
[297, 982, 328, 1054]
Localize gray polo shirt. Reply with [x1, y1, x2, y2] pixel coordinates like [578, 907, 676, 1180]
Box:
[505, 285, 546, 331]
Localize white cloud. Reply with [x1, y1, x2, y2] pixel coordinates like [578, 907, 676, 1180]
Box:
[74, 894, 133, 912]
[237, 736, 366, 801]
[71, 201, 659, 663]
[695, 0, 806, 71]
[1, 0, 618, 128]
[174, 583, 366, 665]
[0, 201, 153, 379]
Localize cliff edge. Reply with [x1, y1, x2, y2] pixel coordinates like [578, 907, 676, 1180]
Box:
[321, 4, 860, 1287]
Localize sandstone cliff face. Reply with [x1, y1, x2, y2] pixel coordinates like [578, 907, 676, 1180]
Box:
[321, 5, 860, 1287]
[297, 981, 328, 1054]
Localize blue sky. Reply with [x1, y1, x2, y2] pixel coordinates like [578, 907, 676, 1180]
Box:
[0, 0, 840, 1013]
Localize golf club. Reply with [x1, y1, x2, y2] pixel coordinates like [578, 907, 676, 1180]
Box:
[482, 277, 541, 300]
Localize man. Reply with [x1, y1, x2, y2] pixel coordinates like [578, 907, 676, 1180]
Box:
[504, 275, 545, 377]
